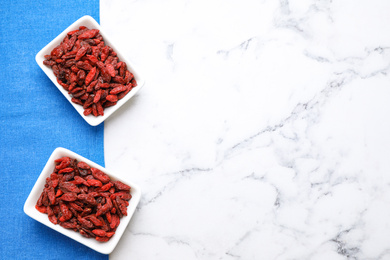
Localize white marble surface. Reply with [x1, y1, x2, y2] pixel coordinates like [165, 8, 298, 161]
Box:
[101, 0, 390, 259]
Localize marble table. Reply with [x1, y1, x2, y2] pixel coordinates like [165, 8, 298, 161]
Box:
[101, 0, 390, 259]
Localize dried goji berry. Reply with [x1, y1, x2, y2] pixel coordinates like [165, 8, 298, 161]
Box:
[96, 101, 104, 116]
[60, 203, 72, 221]
[96, 197, 112, 217]
[105, 63, 116, 77]
[55, 157, 70, 169]
[99, 182, 113, 192]
[103, 101, 117, 108]
[92, 229, 106, 237]
[96, 236, 110, 242]
[47, 187, 56, 205]
[76, 69, 86, 86]
[78, 29, 100, 40]
[106, 231, 115, 238]
[100, 46, 110, 62]
[71, 176, 90, 186]
[85, 66, 96, 86]
[58, 167, 74, 174]
[105, 211, 112, 223]
[118, 87, 131, 100]
[60, 221, 78, 229]
[77, 193, 97, 206]
[51, 31, 139, 117]
[55, 189, 63, 197]
[51, 45, 64, 59]
[35, 205, 47, 213]
[86, 214, 103, 227]
[110, 85, 126, 95]
[93, 89, 102, 103]
[87, 179, 103, 187]
[59, 192, 78, 202]
[78, 215, 94, 229]
[114, 191, 132, 201]
[113, 181, 131, 191]
[75, 44, 90, 61]
[69, 202, 83, 212]
[116, 196, 128, 216]
[86, 54, 98, 65]
[47, 206, 58, 224]
[105, 94, 118, 103]
[36, 156, 132, 242]
[110, 214, 120, 229]
[59, 181, 80, 193]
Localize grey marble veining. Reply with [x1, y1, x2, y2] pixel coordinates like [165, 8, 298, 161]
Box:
[101, 0, 390, 259]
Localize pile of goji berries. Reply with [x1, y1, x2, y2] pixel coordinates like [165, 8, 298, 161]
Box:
[35, 156, 132, 242]
[43, 26, 137, 117]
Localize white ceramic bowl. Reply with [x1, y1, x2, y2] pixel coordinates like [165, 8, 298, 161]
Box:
[36, 15, 144, 126]
[23, 147, 141, 254]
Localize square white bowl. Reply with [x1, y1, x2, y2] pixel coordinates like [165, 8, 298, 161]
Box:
[23, 147, 141, 255]
[36, 15, 145, 126]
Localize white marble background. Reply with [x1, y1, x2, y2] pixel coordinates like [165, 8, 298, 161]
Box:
[101, 0, 390, 259]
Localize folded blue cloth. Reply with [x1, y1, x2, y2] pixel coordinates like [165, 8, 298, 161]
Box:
[0, 1, 106, 259]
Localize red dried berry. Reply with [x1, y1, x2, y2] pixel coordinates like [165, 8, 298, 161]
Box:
[35, 205, 47, 214]
[105, 94, 118, 103]
[96, 236, 110, 242]
[78, 29, 100, 40]
[113, 181, 131, 191]
[44, 26, 138, 117]
[75, 44, 90, 61]
[59, 192, 78, 202]
[91, 168, 110, 183]
[87, 179, 103, 187]
[36, 156, 132, 242]
[92, 229, 106, 237]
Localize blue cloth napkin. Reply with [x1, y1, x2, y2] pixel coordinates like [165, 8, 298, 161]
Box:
[0, 1, 106, 259]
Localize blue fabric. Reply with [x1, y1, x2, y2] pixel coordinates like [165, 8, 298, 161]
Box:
[0, 1, 106, 259]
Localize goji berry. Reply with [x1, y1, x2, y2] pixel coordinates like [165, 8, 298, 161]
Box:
[55, 189, 63, 197]
[47, 187, 56, 205]
[58, 167, 74, 174]
[85, 66, 96, 86]
[105, 63, 116, 77]
[78, 215, 94, 229]
[75, 44, 90, 61]
[106, 232, 115, 238]
[96, 197, 112, 217]
[110, 85, 127, 95]
[116, 196, 128, 216]
[44, 28, 139, 117]
[60, 203, 72, 221]
[92, 229, 106, 237]
[59, 192, 78, 202]
[96, 101, 104, 116]
[36, 156, 132, 242]
[99, 182, 113, 192]
[86, 215, 103, 227]
[105, 94, 118, 103]
[91, 168, 110, 183]
[59, 182, 80, 193]
[47, 206, 58, 224]
[93, 89, 102, 103]
[76, 60, 93, 71]
[35, 205, 47, 214]
[96, 236, 110, 242]
[87, 179, 102, 187]
[55, 157, 70, 169]
[113, 181, 131, 191]
[78, 29, 100, 40]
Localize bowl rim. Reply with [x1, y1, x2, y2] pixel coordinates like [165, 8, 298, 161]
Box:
[35, 15, 145, 126]
[23, 147, 141, 254]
